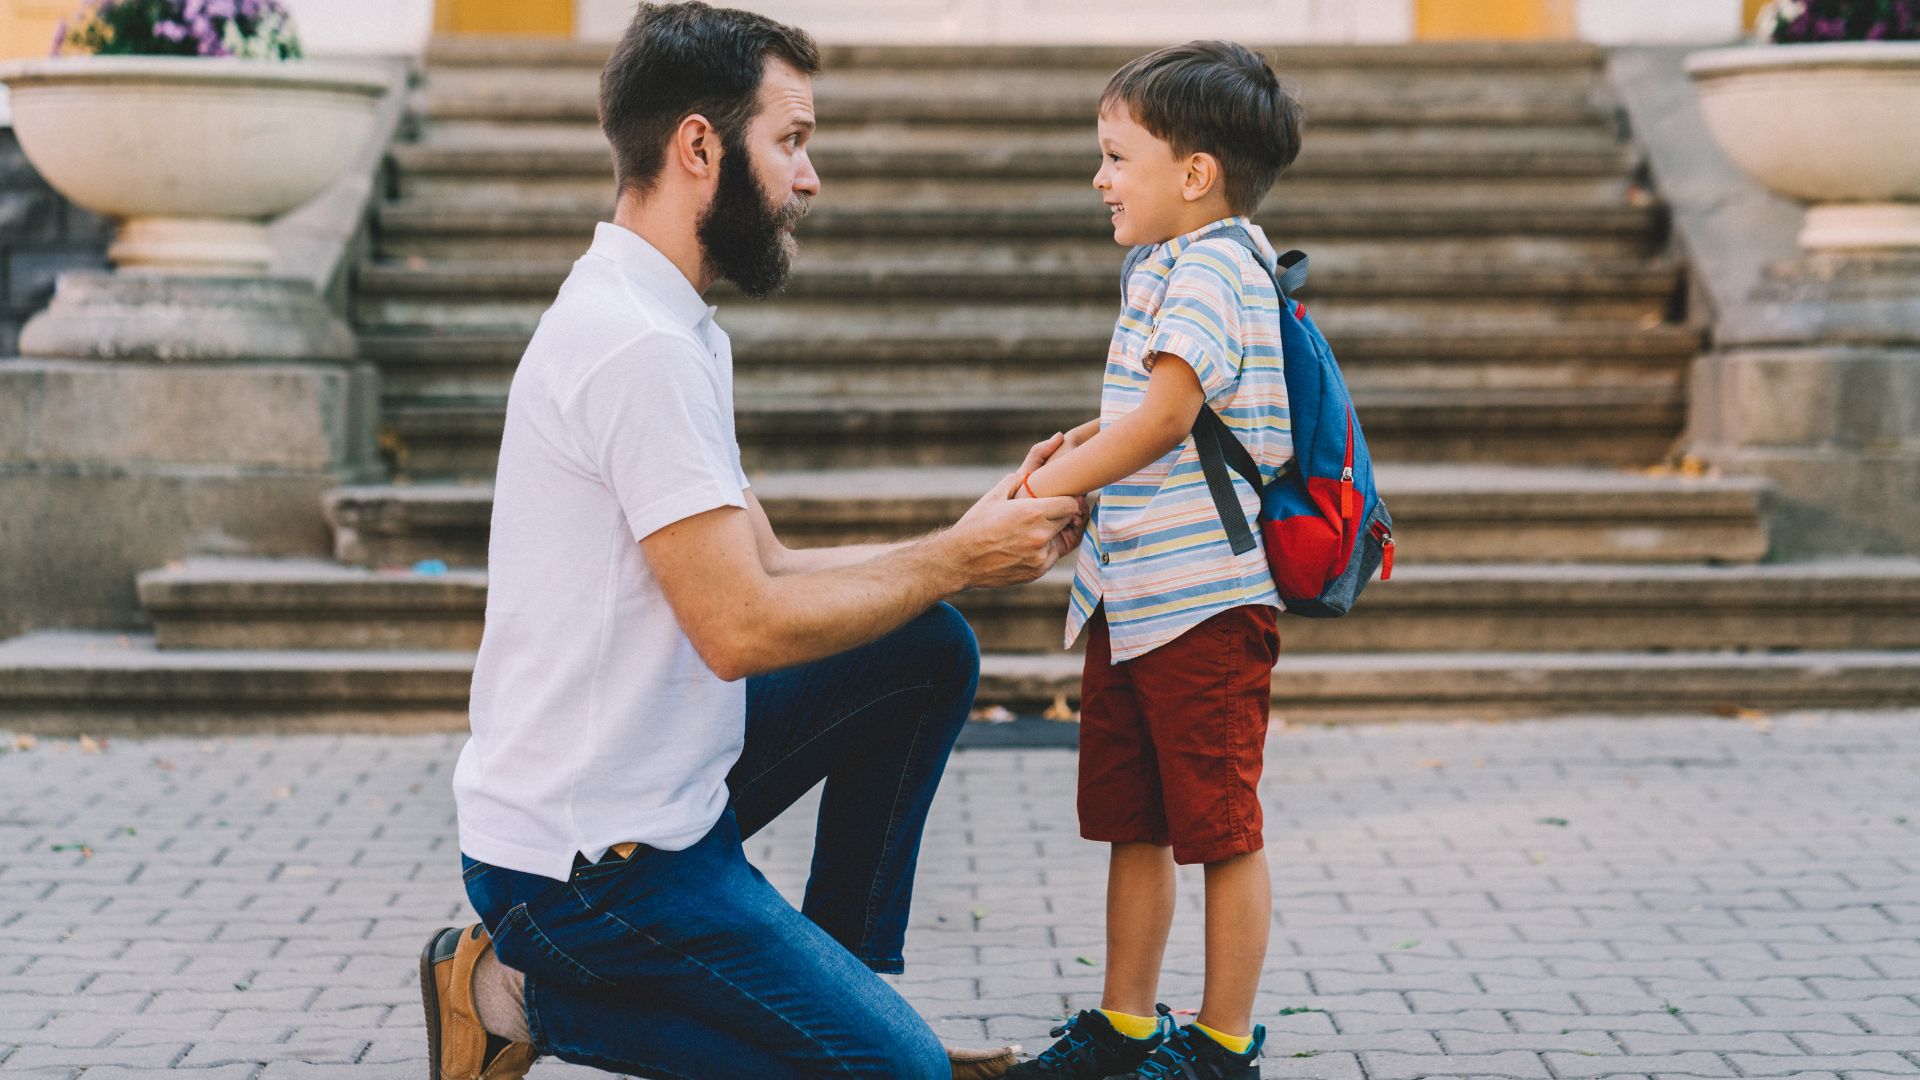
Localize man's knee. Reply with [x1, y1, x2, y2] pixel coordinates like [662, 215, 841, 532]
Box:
[914, 601, 981, 692]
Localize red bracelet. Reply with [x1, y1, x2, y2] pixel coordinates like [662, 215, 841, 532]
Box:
[1020, 472, 1040, 499]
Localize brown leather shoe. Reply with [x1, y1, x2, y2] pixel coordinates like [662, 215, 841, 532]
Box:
[948, 1042, 1020, 1080]
[420, 924, 536, 1080]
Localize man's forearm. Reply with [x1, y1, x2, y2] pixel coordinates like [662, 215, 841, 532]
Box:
[771, 539, 910, 575]
[731, 532, 967, 678]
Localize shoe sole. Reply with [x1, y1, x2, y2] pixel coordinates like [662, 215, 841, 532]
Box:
[419, 926, 455, 1080]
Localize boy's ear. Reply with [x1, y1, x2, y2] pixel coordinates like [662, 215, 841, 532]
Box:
[1181, 151, 1221, 204]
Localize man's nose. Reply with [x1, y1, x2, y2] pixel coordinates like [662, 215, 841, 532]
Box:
[795, 150, 821, 197]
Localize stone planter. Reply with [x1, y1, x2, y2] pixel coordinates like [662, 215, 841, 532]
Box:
[0, 56, 387, 275]
[1688, 42, 1920, 252]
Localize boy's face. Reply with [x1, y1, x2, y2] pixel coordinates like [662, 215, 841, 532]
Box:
[1093, 102, 1200, 247]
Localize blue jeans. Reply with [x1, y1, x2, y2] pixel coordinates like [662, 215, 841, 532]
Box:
[460, 603, 980, 1079]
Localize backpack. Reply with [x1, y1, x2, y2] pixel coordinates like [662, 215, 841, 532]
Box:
[1120, 226, 1394, 618]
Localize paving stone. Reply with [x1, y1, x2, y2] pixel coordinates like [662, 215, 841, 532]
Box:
[2, 713, 1917, 1074]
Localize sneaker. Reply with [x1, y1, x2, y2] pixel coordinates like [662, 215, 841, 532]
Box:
[1114, 1023, 1265, 1079]
[1003, 1004, 1172, 1079]
[420, 924, 536, 1080]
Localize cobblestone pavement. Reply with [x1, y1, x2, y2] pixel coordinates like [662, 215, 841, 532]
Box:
[2, 711, 1917, 1079]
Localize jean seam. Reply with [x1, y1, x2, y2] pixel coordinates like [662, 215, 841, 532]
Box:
[509, 902, 617, 990]
[571, 893, 862, 1078]
[860, 691, 936, 955]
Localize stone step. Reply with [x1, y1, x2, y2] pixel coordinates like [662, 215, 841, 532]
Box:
[322, 465, 1770, 570]
[417, 68, 1613, 129]
[373, 196, 1665, 258]
[129, 557, 1920, 656]
[391, 127, 1637, 200]
[378, 386, 1684, 478]
[356, 258, 1681, 314]
[360, 322, 1700, 403]
[424, 38, 1608, 74]
[7, 630, 1915, 731]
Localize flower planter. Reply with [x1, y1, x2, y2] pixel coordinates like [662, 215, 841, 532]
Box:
[0, 56, 387, 275]
[1688, 42, 1920, 251]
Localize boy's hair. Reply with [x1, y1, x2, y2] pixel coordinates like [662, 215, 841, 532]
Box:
[599, 2, 821, 197]
[1101, 41, 1304, 215]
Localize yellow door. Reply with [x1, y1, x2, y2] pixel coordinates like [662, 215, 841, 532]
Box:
[2, 0, 69, 61]
[435, 0, 574, 37]
[1415, 0, 1577, 40]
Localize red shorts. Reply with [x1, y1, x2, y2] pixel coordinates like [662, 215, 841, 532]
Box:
[1077, 604, 1280, 865]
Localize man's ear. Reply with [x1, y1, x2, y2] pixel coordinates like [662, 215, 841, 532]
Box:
[674, 113, 719, 180]
[1182, 151, 1221, 204]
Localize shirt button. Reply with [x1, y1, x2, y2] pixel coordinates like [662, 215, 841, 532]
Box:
[1101, 552, 1110, 565]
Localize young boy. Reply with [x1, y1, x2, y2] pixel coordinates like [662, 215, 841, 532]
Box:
[1005, 41, 1304, 1080]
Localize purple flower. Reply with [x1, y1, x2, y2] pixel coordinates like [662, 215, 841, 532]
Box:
[154, 19, 187, 41]
[50, 19, 66, 55]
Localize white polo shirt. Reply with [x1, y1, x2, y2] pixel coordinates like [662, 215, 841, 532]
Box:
[453, 222, 752, 882]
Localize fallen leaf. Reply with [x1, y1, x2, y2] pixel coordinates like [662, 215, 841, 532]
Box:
[10, 735, 35, 753]
[78, 735, 104, 754]
[1529, 851, 1548, 864]
[1042, 694, 1076, 722]
[969, 908, 988, 925]
[1536, 817, 1569, 827]
[1396, 939, 1420, 949]
[1416, 759, 1446, 770]
[152, 759, 176, 772]
[273, 786, 292, 799]
[1074, 956, 1096, 966]
[970, 705, 1015, 725]
[1273, 1006, 1325, 1016]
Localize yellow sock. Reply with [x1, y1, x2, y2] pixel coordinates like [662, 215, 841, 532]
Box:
[1193, 1023, 1253, 1054]
[1097, 1009, 1161, 1041]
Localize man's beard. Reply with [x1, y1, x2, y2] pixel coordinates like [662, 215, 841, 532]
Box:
[697, 131, 810, 300]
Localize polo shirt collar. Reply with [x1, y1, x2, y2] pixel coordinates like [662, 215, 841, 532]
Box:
[1159, 214, 1276, 267]
[589, 221, 718, 329]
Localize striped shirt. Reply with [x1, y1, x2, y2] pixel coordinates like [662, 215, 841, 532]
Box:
[1065, 216, 1294, 662]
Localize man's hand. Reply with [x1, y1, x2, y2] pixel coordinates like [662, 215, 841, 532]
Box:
[943, 434, 1082, 590]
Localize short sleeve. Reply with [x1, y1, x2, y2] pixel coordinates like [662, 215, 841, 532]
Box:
[561, 333, 748, 542]
[1144, 243, 1245, 406]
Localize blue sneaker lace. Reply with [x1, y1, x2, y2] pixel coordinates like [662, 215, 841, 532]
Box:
[1133, 1027, 1198, 1080]
[1035, 1014, 1103, 1073]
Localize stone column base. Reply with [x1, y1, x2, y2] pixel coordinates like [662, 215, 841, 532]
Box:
[0, 358, 380, 636]
[1689, 344, 1920, 558]
[19, 271, 356, 363]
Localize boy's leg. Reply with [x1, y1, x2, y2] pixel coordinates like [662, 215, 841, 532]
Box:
[463, 812, 949, 1080]
[1197, 849, 1272, 1037]
[1075, 607, 1176, 1017]
[1133, 605, 1281, 1043]
[1102, 840, 1176, 1016]
[731, 601, 980, 971]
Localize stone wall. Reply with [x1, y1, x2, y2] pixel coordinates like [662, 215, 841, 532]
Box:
[0, 129, 110, 358]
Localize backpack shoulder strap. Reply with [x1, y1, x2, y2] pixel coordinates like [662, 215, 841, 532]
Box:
[1183, 226, 1307, 554]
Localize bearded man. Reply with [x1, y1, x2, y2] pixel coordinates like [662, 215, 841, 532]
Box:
[416, 3, 1083, 1078]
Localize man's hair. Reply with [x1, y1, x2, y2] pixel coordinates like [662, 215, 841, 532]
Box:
[1101, 41, 1304, 215]
[599, 2, 821, 197]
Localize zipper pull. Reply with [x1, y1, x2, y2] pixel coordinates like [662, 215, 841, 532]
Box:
[1381, 535, 1394, 580]
[1340, 466, 1355, 519]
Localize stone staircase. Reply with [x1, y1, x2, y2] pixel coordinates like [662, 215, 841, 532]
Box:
[5, 39, 1920, 730]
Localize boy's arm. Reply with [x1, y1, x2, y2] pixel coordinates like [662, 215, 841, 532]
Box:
[1020, 357, 1207, 498]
